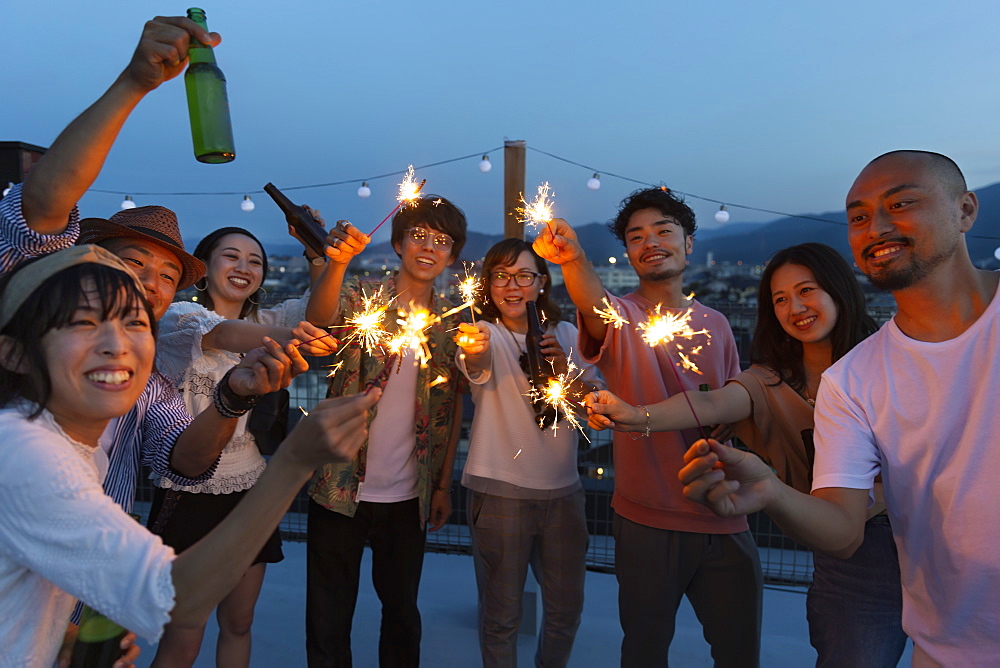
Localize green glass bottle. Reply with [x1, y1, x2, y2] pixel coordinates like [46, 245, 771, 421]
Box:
[185, 7, 235, 163]
[69, 606, 126, 668]
[69, 513, 140, 667]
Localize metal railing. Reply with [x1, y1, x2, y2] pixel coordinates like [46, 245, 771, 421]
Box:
[138, 298, 899, 585]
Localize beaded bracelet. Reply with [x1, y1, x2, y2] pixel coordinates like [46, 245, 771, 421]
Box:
[213, 367, 260, 418]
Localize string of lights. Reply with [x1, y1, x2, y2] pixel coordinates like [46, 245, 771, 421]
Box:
[66, 143, 1000, 243]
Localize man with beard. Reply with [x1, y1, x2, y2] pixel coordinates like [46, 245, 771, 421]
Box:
[534, 188, 761, 667]
[679, 151, 1000, 665]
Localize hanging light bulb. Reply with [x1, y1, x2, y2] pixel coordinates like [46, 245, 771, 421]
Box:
[2, 182, 13, 197]
[357, 182, 372, 198]
[714, 205, 730, 224]
[478, 155, 492, 173]
[121, 195, 137, 210]
[587, 173, 601, 191]
[994, 246, 1000, 262]
[240, 195, 255, 212]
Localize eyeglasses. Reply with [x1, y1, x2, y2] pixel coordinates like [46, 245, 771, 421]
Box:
[490, 271, 542, 287]
[405, 227, 454, 251]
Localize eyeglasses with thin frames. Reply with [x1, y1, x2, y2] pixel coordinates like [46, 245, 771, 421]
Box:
[490, 271, 542, 288]
[405, 227, 454, 251]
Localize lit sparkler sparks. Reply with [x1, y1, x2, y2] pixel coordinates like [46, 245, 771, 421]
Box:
[340, 287, 393, 354]
[516, 181, 555, 232]
[429, 374, 449, 388]
[368, 165, 427, 236]
[456, 262, 482, 324]
[525, 354, 591, 442]
[324, 361, 345, 379]
[298, 406, 309, 417]
[636, 305, 710, 374]
[593, 297, 630, 330]
[386, 306, 434, 366]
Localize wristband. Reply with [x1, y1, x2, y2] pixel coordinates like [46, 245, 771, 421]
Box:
[214, 367, 260, 418]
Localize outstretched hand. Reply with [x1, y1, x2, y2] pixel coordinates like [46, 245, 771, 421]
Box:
[282, 389, 382, 469]
[454, 321, 490, 356]
[229, 338, 309, 396]
[123, 16, 220, 93]
[290, 321, 339, 356]
[678, 439, 776, 518]
[532, 218, 584, 265]
[584, 390, 643, 431]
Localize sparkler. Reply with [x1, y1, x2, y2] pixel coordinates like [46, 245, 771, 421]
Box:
[455, 262, 482, 324]
[368, 165, 427, 237]
[323, 361, 345, 379]
[593, 297, 630, 330]
[298, 406, 309, 417]
[525, 353, 592, 442]
[338, 287, 394, 355]
[516, 181, 555, 232]
[636, 304, 712, 440]
[386, 306, 434, 366]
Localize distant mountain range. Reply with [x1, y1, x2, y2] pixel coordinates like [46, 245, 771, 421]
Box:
[240, 182, 1000, 268]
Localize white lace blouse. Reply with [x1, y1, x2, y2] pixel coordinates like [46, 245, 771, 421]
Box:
[152, 298, 307, 494]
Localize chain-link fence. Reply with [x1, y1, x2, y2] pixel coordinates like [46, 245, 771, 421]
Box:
[135, 297, 896, 586]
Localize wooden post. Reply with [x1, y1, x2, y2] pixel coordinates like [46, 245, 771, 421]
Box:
[503, 140, 526, 240]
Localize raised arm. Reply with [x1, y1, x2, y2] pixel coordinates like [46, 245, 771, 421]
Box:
[532, 219, 609, 342]
[586, 382, 752, 433]
[200, 319, 338, 357]
[305, 221, 370, 326]
[21, 17, 218, 234]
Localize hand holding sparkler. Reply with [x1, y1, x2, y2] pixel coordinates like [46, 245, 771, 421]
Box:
[454, 321, 491, 358]
[323, 220, 371, 264]
[290, 321, 339, 356]
[531, 218, 586, 266]
[584, 389, 647, 432]
[230, 338, 309, 397]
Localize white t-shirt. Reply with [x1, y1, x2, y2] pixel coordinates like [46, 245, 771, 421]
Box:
[0, 406, 175, 666]
[358, 349, 419, 502]
[812, 283, 1000, 666]
[459, 320, 602, 492]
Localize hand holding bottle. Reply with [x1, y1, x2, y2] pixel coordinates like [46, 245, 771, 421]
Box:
[122, 16, 219, 93]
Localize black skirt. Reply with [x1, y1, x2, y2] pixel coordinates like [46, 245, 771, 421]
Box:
[147, 485, 284, 565]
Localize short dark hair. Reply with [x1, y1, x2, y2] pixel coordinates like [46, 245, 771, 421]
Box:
[476, 238, 561, 324]
[191, 227, 269, 320]
[750, 243, 877, 393]
[868, 150, 968, 197]
[391, 195, 467, 259]
[608, 187, 696, 246]
[0, 261, 156, 418]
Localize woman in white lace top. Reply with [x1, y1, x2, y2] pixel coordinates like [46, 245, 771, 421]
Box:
[147, 226, 322, 667]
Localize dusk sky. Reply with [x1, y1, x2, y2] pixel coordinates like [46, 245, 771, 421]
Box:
[3, 0, 999, 246]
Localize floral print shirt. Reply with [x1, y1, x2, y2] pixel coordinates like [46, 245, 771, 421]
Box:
[308, 274, 467, 525]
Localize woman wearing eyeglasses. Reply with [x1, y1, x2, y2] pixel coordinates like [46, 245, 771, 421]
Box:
[455, 238, 602, 667]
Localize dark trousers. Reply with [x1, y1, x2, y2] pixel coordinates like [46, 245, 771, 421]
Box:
[807, 514, 907, 667]
[614, 515, 762, 668]
[306, 498, 426, 668]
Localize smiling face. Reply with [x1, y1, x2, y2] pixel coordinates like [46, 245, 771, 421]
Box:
[845, 152, 976, 291]
[205, 233, 265, 316]
[488, 250, 547, 329]
[393, 224, 457, 284]
[770, 263, 838, 345]
[624, 207, 693, 283]
[100, 238, 182, 321]
[40, 281, 155, 444]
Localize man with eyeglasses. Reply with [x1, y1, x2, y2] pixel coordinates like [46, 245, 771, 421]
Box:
[303, 195, 468, 667]
[534, 188, 761, 667]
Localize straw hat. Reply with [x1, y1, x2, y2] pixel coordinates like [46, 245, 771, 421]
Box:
[78, 206, 206, 290]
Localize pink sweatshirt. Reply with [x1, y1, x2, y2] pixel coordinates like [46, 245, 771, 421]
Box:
[579, 292, 747, 533]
